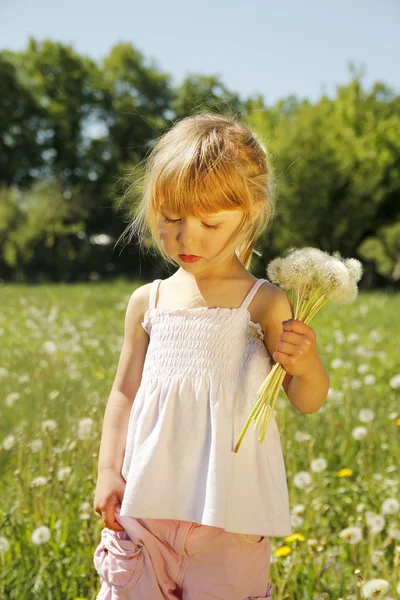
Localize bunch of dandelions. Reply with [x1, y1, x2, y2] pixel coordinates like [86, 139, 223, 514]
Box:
[233, 247, 363, 453]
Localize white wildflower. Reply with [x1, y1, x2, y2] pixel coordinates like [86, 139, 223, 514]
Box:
[267, 247, 362, 303]
[294, 431, 312, 442]
[2, 435, 15, 450]
[77, 417, 93, 440]
[293, 471, 312, 489]
[348, 332, 359, 342]
[311, 458, 328, 473]
[31, 476, 48, 487]
[31, 526, 51, 545]
[350, 379, 362, 389]
[42, 419, 58, 432]
[366, 513, 385, 534]
[357, 363, 369, 374]
[331, 358, 343, 369]
[364, 374, 376, 385]
[381, 498, 399, 515]
[339, 526, 362, 544]
[5, 392, 20, 407]
[359, 409, 375, 423]
[292, 504, 305, 515]
[30, 439, 43, 453]
[0, 537, 10, 553]
[49, 390, 60, 401]
[333, 330, 345, 344]
[57, 467, 71, 482]
[290, 514, 304, 528]
[352, 426, 368, 440]
[370, 550, 385, 565]
[42, 341, 57, 354]
[362, 578, 389, 598]
[390, 374, 400, 389]
[369, 329, 382, 342]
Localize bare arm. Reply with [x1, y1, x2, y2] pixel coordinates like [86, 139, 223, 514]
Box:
[261, 284, 329, 414]
[97, 283, 151, 474]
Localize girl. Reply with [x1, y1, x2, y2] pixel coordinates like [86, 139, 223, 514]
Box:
[93, 113, 330, 599]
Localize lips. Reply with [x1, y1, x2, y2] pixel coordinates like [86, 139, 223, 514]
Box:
[179, 254, 202, 262]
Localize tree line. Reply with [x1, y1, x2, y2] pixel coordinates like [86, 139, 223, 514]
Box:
[0, 38, 399, 288]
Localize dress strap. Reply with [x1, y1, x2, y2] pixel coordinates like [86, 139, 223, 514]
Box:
[149, 279, 162, 309]
[240, 278, 267, 310]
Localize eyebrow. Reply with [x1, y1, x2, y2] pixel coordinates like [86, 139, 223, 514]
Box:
[161, 211, 224, 219]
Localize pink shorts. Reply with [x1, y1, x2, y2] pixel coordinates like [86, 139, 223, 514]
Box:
[93, 506, 273, 599]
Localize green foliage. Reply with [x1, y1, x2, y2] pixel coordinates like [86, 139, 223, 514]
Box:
[0, 39, 399, 285]
[358, 222, 400, 280]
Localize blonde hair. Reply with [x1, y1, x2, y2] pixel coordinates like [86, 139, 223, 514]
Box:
[116, 111, 277, 271]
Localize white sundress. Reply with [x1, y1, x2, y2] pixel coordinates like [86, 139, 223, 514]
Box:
[120, 278, 293, 537]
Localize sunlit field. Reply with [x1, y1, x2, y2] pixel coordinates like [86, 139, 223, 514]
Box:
[1, 281, 399, 599]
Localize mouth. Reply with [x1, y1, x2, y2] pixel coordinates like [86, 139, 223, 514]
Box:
[178, 254, 202, 262]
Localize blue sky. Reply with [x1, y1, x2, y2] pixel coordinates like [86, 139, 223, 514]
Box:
[1, 0, 399, 106]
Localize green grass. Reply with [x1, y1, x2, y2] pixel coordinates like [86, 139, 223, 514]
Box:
[0, 282, 399, 599]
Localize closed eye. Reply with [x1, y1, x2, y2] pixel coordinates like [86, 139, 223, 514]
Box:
[163, 217, 221, 230]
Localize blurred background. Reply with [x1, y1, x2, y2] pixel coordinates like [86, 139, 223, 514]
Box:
[0, 0, 399, 287]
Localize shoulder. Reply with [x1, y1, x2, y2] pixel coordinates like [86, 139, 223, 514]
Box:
[126, 281, 153, 324]
[257, 280, 292, 326]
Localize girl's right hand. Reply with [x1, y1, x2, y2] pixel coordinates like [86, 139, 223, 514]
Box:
[93, 468, 126, 532]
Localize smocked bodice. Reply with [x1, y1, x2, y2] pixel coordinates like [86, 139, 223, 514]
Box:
[140, 300, 272, 383]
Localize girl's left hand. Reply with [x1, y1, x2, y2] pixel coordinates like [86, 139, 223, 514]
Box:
[272, 319, 319, 378]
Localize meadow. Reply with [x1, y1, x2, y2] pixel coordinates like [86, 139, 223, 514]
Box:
[0, 281, 399, 599]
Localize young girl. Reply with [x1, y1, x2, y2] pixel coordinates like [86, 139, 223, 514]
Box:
[93, 113, 330, 599]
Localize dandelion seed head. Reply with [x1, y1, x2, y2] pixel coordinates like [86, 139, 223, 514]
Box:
[366, 513, 385, 534]
[352, 426, 368, 440]
[339, 526, 362, 544]
[293, 470, 312, 489]
[311, 458, 328, 472]
[345, 258, 364, 283]
[266, 247, 362, 312]
[31, 526, 51, 545]
[389, 374, 400, 389]
[381, 498, 399, 515]
[362, 578, 389, 599]
[0, 537, 10, 553]
[359, 408, 375, 423]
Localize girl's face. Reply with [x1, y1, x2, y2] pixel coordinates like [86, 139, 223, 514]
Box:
[157, 208, 246, 275]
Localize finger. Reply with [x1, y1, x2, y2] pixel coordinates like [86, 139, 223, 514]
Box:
[283, 321, 316, 344]
[272, 350, 294, 366]
[276, 340, 297, 356]
[282, 319, 310, 335]
[280, 331, 304, 345]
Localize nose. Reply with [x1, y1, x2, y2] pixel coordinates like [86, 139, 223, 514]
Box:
[177, 220, 198, 247]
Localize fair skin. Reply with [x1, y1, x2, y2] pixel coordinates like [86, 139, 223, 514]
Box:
[157, 207, 330, 414]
